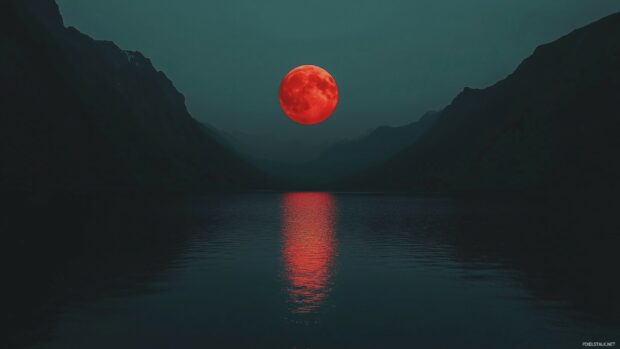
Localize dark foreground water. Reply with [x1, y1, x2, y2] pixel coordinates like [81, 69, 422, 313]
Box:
[5, 192, 620, 348]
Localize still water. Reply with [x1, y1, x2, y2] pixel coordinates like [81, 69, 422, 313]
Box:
[9, 193, 619, 348]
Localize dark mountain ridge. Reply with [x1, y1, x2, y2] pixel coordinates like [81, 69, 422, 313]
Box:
[344, 12, 620, 198]
[225, 111, 438, 187]
[1, 0, 262, 191]
[307, 111, 438, 181]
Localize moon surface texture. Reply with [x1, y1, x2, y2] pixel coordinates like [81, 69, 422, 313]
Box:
[278, 65, 339, 125]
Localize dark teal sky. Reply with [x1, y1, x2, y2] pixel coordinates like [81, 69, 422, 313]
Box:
[57, 0, 620, 141]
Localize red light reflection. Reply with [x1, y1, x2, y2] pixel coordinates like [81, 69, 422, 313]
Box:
[281, 192, 337, 314]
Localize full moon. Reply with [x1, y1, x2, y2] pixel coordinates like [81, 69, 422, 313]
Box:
[278, 65, 339, 125]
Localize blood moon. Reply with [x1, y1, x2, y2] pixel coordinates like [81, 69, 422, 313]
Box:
[278, 65, 339, 125]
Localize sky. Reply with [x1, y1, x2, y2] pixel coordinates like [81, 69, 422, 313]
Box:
[56, 0, 620, 141]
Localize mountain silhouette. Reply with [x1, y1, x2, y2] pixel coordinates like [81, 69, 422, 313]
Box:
[225, 112, 438, 187]
[304, 111, 438, 183]
[1, 0, 262, 191]
[346, 12, 620, 197]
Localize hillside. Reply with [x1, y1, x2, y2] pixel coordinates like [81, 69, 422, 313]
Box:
[1, 0, 262, 190]
[348, 12, 620, 197]
[226, 112, 437, 186]
[308, 111, 438, 182]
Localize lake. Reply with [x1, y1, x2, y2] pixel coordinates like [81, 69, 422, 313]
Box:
[6, 192, 619, 348]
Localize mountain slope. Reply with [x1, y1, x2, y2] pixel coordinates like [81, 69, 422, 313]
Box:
[1, 0, 262, 190]
[350, 12, 620, 197]
[224, 112, 437, 186]
[307, 111, 438, 182]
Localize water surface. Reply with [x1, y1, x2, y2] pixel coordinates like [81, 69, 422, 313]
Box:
[7, 192, 619, 348]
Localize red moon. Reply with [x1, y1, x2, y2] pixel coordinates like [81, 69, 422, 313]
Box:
[278, 65, 339, 125]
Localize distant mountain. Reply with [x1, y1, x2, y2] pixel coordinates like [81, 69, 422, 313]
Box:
[1, 0, 263, 190]
[307, 111, 438, 182]
[223, 112, 438, 186]
[224, 130, 338, 166]
[346, 12, 620, 197]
